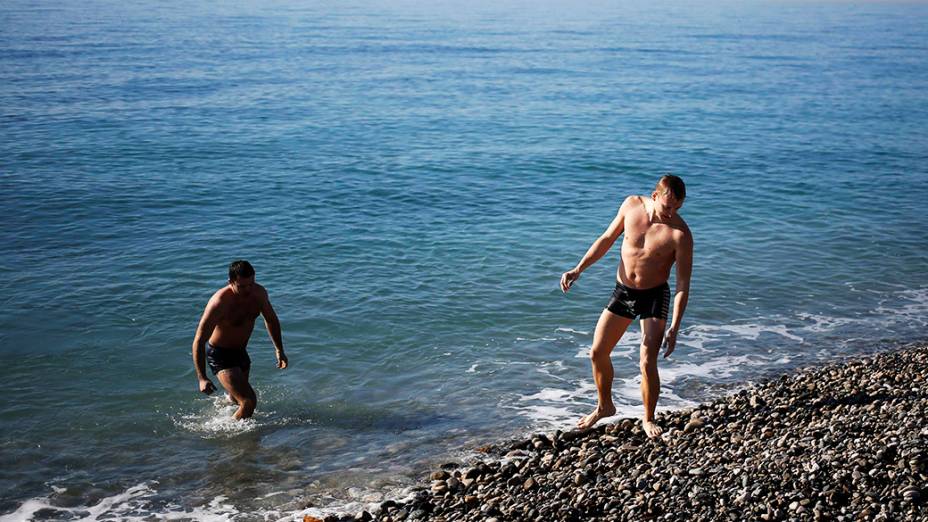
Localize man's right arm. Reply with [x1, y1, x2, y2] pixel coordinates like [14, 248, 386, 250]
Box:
[561, 196, 633, 292]
[192, 297, 222, 394]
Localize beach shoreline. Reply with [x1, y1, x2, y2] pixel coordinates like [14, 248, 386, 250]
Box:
[307, 343, 927, 522]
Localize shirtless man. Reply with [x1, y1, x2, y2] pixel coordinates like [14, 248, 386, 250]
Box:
[192, 260, 289, 419]
[561, 175, 692, 437]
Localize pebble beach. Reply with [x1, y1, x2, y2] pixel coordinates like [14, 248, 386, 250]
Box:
[315, 344, 928, 522]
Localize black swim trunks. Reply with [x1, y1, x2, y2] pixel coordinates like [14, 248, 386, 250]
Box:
[206, 343, 251, 375]
[605, 281, 671, 320]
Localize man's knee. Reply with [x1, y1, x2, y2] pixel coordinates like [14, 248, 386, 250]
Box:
[590, 344, 612, 362]
[639, 346, 659, 373]
[639, 357, 657, 374]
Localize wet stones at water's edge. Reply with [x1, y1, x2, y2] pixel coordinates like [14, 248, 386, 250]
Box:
[310, 344, 928, 521]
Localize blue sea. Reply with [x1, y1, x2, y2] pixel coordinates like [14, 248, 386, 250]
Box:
[2, 0, 927, 519]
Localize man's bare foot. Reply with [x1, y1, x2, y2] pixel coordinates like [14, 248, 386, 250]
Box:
[577, 405, 616, 430]
[642, 419, 663, 438]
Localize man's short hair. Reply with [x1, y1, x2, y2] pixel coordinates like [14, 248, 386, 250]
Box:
[229, 260, 255, 282]
[655, 174, 686, 200]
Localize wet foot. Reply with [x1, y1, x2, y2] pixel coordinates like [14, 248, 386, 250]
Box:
[642, 419, 663, 438]
[577, 405, 616, 430]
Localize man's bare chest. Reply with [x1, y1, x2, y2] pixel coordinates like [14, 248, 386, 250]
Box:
[222, 301, 260, 327]
[624, 220, 676, 256]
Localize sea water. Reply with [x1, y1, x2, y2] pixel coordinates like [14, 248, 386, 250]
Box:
[2, 0, 927, 519]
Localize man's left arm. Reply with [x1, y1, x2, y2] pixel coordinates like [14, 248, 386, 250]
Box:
[664, 230, 693, 358]
[259, 287, 289, 369]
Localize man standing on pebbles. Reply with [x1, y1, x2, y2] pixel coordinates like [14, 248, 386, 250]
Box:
[561, 175, 692, 437]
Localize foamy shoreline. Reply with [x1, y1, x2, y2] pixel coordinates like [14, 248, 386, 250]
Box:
[305, 343, 928, 522]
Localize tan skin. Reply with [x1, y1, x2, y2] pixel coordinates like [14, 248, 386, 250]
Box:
[561, 189, 693, 437]
[192, 275, 288, 419]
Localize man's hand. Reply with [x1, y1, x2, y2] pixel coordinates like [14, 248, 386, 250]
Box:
[276, 350, 288, 369]
[560, 269, 581, 293]
[199, 378, 216, 395]
[662, 328, 678, 358]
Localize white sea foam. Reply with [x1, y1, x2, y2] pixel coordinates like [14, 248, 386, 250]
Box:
[674, 327, 726, 353]
[795, 312, 855, 333]
[875, 287, 928, 327]
[686, 322, 804, 343]
[671, 354, 770, 380]
[515, 404, 584, 426]
[535, 360, 569, 381]
[0, 482, 246, 522]
[172, 395, 260, 437]
[0, 480, 408, 522]
[555, 327, 590, 336]
[511, 368, 702, 430]
[515, 330, 798, 430]
[613, 374, 697, 410]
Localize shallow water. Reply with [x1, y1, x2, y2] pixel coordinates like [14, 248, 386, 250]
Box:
[2, 0, 927, 519]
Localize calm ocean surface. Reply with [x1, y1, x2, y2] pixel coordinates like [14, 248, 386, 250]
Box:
[2, 0, 927, 519]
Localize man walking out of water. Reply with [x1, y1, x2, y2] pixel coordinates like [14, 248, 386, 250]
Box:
[561, 175, 692, 437]
[192, 260, 289, 419]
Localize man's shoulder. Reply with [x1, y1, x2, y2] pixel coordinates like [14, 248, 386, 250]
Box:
[212, 286, 234, 303]
[621, 194, 646, 212]
[674, 217, 693, 242]
[204, 287, 231, 314]
[251, 284, 270, 307]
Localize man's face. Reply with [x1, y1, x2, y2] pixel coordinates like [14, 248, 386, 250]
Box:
[230, 276, 255, 296]
[652, 190, 684, 218]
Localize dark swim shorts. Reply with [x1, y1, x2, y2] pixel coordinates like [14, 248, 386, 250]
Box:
[605, 281, 671, 320]
[206, 343, 251, 375]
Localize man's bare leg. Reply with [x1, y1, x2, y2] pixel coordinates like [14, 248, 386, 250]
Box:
[224, 368, 251, 405]
[639, 318, 666, 438]
[578, 309, 634, 429]
[217, 367, 257, 419]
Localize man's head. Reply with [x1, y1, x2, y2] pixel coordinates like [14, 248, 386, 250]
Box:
[228, 260, 256, 296]
[651, 174, 685, 218]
